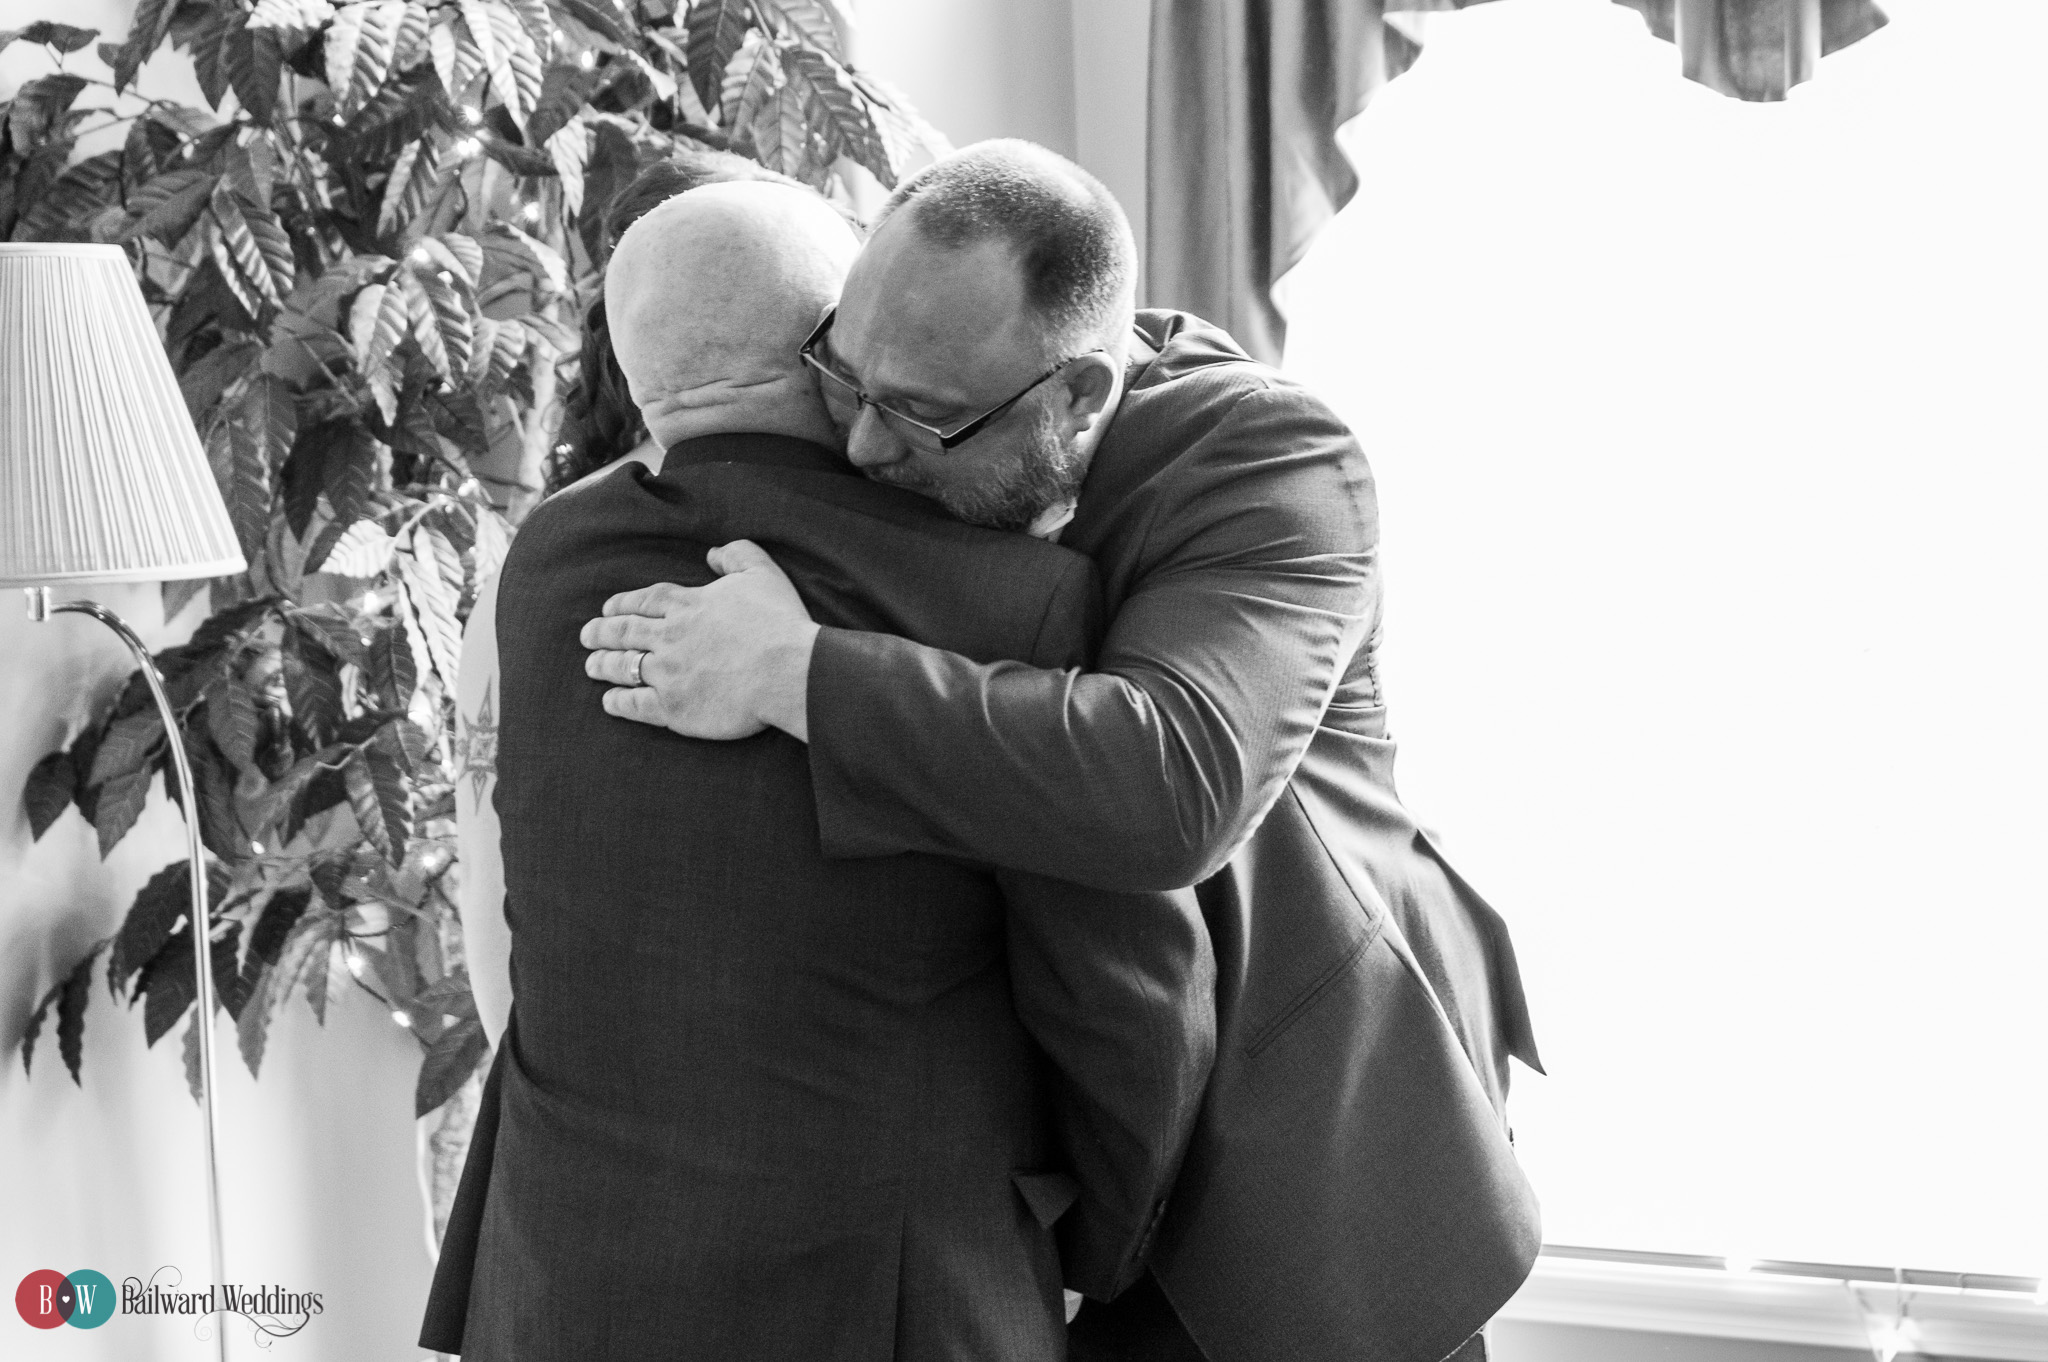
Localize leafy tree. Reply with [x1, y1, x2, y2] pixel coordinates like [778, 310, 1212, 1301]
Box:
[6, 0, 940, 1117]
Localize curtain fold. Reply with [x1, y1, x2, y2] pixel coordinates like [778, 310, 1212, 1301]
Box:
[1146, 0, 1889, 363]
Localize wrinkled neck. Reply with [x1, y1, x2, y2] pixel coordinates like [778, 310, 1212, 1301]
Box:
[641, 373, 842, 451]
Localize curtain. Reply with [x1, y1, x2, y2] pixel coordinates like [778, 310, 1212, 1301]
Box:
[1146, 0, 1889, 364]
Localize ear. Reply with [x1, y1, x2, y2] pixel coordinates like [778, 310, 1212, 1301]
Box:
[1052, 353, 1120, 436]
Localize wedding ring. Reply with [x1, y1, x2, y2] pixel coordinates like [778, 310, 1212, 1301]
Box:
[628, 649, 646, 687]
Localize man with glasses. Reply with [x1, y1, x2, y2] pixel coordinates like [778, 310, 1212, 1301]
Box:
[583, 141, 1543, 1362]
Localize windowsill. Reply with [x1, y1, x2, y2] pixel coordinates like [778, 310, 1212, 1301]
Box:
[1499, 1248, 2048, 1361]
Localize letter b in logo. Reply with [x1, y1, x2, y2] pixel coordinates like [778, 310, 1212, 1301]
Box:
[15, 1270, 69, 1329]
[15, 1269, 115, 1329]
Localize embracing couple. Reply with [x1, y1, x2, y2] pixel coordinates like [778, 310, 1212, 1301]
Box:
[419, 140, 1542, 1362]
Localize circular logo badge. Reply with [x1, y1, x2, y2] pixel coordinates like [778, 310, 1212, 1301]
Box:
[64, 1270, 116, 1329]
[15, 1269, 72, 1328]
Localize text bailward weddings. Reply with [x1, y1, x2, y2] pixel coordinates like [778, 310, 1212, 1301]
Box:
[122, 1275, 324, 1319]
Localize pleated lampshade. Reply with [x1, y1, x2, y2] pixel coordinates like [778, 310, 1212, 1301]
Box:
[0, 243, 246, 586]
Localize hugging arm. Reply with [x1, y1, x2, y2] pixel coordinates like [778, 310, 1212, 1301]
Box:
[805, 388, 1379, 894]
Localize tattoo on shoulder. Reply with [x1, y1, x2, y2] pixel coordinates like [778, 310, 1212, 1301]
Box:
[457, 681, 499, 802]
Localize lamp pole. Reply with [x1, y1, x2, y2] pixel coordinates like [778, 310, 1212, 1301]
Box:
[28, 586, 231, 1362]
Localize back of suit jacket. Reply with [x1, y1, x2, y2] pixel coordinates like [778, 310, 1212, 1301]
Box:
[453, 433, 1210, 1361]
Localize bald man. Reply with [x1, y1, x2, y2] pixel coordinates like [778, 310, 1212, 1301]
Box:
[420, 181, 1213, 1360]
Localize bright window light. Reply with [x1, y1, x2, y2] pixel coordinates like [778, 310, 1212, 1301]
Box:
[1283, 0, 2046, 1277]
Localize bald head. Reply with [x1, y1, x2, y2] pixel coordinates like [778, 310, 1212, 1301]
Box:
[606, 180, 860, 448]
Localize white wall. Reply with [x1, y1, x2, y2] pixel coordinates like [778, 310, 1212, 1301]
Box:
[851, 0, 1150, 286]
[0, 587, 433, 1361]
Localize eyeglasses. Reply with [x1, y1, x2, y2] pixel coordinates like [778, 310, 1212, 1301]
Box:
[798, 308, 1103, 453]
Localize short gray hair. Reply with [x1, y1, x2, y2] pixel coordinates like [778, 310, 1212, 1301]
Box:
[878, 140, 1136, 360]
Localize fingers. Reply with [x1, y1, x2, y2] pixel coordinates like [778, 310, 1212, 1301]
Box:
[601, 582, 688, 618]
[579, 613, 665, 651]
[585, 649, 648, 686]
[601, 686, 667, 725]
[706, 539, 774, 576]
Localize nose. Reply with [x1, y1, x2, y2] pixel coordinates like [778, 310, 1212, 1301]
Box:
[844, 406, 909, 470]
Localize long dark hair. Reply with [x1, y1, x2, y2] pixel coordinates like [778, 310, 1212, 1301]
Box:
[545, 149, 819, 493]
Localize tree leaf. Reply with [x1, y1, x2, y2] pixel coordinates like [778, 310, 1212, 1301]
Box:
[236, 959, 277, 1076]
[546, 118, 588, 219]
[240, 897, 337, 1075]
[24, 749, 77, 841]
[684, 0, 750, 116]
[248, 0, 338, 31]
[318, 430, 378, 550]
[413, 969, 477, 1019]
[527, 57, 614, 147]
[376, 135, 443, 238]
[180, 338, 265, 426]
[414, 1013, 487, 1116]
[721, 28, 776, 130]
[55, 947, 100, 1084]
[322, 26, 389, 117]
[110, 0, 180, 93]
[458, 0, 527, 130]
[785, 43, 886, 181]
[282, 419, 353, 538]
[397, 529, 464, 687]
[321, 518, 399, 578]
[91, 768, 155, 859]
[395, 266, 449, 380]
[90, 711, 167, 789]
[127, 169, 217, 245]
[757, 0, 846, 57]
[224, 21, 288, 123]
[227, 373, 293, 556]
[191, 6, 237, 111]
[251, 886, 316, 971]
[365, 619, 418, 710]
[0, 23, 101, 55]
[182, 1009, 205, 1101]
[435, 230, 484, 288]
[109, 861, 192, 999]
[206, 674, 262, 772]
[7, 73, 89, 150]
[244, 193, 299, 301]
[299, 920, 338, 1025]
[325, 0, 408, 123]
[348, 279, 411, 384]
[211, 920, 250, 1020]
[138, 923, 197, 1047]
[289, 602, 372, 666]
[20, 977, 61, 1079]
[282, 624, 345, 748]
[413, 263, 474, 378]
[391, 1, 433, 74]
[189, 733, 251, 860]
[344, 743, 411, 865]
[12, 150, 122, 242]
[209, 181, 285, 317]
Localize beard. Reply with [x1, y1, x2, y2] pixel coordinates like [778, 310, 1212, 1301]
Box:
[866, 401, 1088, 533]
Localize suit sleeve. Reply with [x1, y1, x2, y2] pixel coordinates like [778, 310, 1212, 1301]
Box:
[806, 385, 1379, 894]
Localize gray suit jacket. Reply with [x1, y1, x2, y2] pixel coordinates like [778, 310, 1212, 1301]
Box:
[419, 433, 1213, 1360]
[806, 312, 1544, 1362]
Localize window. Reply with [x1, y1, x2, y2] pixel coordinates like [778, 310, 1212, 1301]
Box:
[1282, 0, 2045, 1277]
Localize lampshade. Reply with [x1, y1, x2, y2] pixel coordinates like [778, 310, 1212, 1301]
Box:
[0, 243, 247, 587]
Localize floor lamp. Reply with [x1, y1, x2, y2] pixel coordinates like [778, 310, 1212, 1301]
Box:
[1, 243, 248, 1360]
